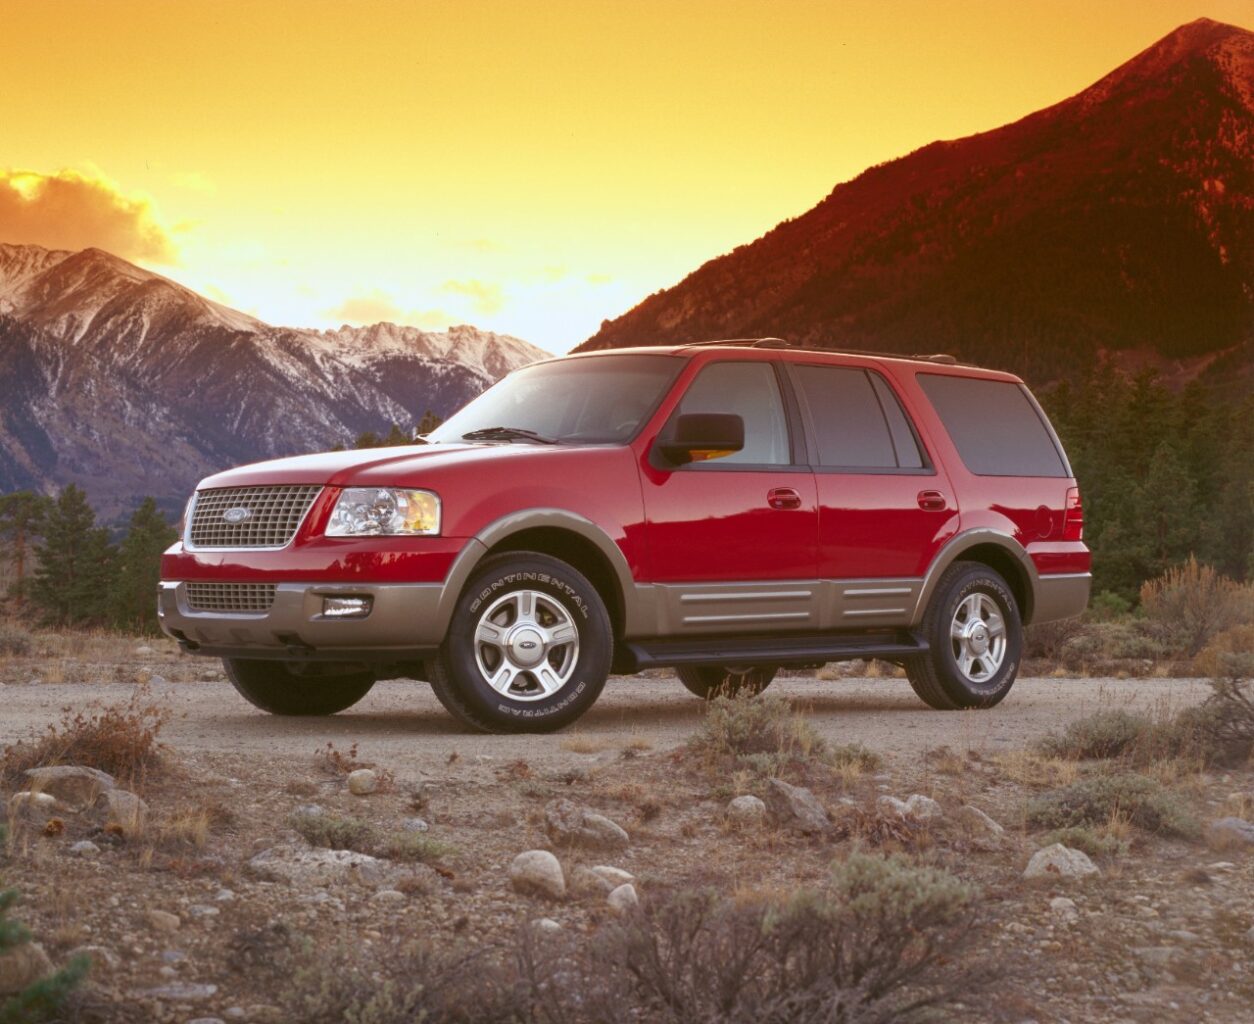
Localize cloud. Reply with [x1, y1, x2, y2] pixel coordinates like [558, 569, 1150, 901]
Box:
[440, 278, 505, 315]
[0, 168, 177, 263]
[322, 289, 452, 329]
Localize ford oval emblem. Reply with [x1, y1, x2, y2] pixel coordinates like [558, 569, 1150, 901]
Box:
[222, 506, 253, 524]
[519, 640, 538, 650]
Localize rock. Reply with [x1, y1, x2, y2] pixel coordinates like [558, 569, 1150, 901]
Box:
[569, 865, 614, 897]
[400, 817, 430, 833]
[532, 918, 562, 934]
[509, 850, 565, 899]
[135, 982, 218, 1002]
[878, 794, 942, 822]
[105, 790, 149, 837]
[372, 890, 405, 903]
[69, 840, 101, 857]
[293, 804, 324, 818]
[727, 795, 767, 825]
[188, 905, 220, 919]
[589, 865, 635, 888]
[188, 1019, 226, 1024]
[23, 766, 115, 810]
[544, 799, 629, 849]
[1049, 896, 1080, 923]
[248, 845, 390, 887]
[1207, 817, 1254, 848]
[0, 942, 53, 995]
[1245, 925, 1254, 945]
[765, 779, 831, 834]
[147, 910, 181, 932]
[347, 769, 378, 796]
[607, 883, 639, 915]
[957, 804, 1005, 836]
[214, 889, 237, 903]
[135, 645, 155, 655]
[1024, 843, 1100, 880]
[7, 791, 58, 817]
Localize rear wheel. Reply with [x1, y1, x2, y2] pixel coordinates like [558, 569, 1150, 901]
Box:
[677, 664, 778, 699]
[906, 561, 1022, 710]
[224, 658, 376, 716]
[429, 553, 612, 733]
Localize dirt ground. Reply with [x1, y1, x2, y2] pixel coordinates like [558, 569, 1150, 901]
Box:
[0, 648, 1250, 1024]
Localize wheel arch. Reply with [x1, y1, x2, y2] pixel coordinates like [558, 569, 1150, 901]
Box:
[435, 510, 634, 639]
[911, 530, 1037, 626]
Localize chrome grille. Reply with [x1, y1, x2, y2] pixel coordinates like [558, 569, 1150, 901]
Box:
[185, 582, 276, 613]
[189, 485, 322, 548]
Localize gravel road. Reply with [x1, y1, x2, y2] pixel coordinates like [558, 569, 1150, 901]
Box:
[0, 674, 1212, 769]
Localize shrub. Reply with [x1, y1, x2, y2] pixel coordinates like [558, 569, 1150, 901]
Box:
[1025, 772, 1198, 837]
[1193, 625, 1254, 678]
[0, 624, 31, 657]
[1040, 826, 1130, 859]
[1140, 558, 1252, 657]
[1025, 617, 1088, 661]
[0, 887, 89, 1024]
[289, 812, 376, 853]
[1087, 590, 1133, 622]
[0, 687, 168, 785]
[824, 742, 882, 772]
[688, 694, 824, 777]
[1038, 710, 1152, 760]
[379, 833, 457, 864]
[1059, 622, 1166, 666]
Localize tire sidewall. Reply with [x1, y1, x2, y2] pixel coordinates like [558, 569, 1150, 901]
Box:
[443, 558, 611, 727]
[934, 569, 1022, 706]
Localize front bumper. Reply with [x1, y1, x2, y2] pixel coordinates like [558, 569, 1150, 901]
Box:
[158, 580, 445, 661]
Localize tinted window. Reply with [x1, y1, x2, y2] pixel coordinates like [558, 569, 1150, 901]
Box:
[918, 374, 1067, 477]
[427, 354, 681, 445]
[792, 365, 923, 469]
[674, 362, 790, 466]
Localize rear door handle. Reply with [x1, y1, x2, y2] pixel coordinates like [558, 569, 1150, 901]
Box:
[768, 487, 803, 510]
[917, 489, 948, 511]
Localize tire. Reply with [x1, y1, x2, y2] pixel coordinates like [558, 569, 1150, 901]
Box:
[224, 658, 376, 716]
[429, 553, 613, 733]
[677, 664, 778, 699]
[906, 560, 1023, 710]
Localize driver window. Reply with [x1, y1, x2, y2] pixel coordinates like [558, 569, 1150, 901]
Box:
[673, 362, 790, 466]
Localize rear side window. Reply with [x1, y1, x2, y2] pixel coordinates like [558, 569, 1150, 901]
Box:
[791, 365, 925, 470]
[918, 374, 1067, 477]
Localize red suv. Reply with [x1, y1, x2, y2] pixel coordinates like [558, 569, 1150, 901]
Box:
[159, 340, 1090, 732]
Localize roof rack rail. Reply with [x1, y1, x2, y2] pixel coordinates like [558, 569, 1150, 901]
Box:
[679, 338, 962, 365]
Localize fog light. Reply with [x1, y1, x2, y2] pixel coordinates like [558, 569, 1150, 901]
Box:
[322, 596, 372, 619]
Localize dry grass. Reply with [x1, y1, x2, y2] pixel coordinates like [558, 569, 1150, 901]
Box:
[994, 750, 1081, 789]
[289, 810, 455, 863]
[0, 686, 169, 786]
[560, 735, 613, 754]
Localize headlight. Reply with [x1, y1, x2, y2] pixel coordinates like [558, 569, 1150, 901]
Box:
[325, 488, 441, 536]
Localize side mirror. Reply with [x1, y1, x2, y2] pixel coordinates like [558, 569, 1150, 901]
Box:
[657, 413, 745, 465]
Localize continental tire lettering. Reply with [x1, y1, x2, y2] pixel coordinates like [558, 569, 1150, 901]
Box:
[497, 681, 587, 717]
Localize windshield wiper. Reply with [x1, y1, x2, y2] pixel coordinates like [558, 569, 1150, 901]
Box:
[461, 426, 558, 445]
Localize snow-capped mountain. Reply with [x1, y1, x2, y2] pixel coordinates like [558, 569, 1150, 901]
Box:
[0, 244, 549, 519]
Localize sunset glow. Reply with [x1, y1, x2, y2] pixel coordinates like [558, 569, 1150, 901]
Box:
[3, 0, 1247, 351]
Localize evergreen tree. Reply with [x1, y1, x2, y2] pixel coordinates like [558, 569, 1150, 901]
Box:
[353, 430, 382, 449]
[0, 492, 51, 607]
[114, 498, 177, 634]
[29, 486, 115, 627]
[417, 409, 443, 435]
[383, 423, 411, 446]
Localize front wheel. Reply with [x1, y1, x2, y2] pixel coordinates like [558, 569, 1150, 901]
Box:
[906, 561, 1023, 710]
[677, 665, 778, 699]
[429, 553, 612, 733]
[224, 658, 376, 715]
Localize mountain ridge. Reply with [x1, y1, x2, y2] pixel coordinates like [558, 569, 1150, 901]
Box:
[0, 243, 548, 519]
[576, 19, 1254, 384]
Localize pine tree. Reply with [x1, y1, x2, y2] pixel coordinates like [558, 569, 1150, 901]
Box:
[383, 423, 411, 446]
[29, 486, 116, 627]
[114, 498, 177, 634]
[417, 410, 444, 436]
[0, 492, 51, 607]
[353, 430, 381, 449]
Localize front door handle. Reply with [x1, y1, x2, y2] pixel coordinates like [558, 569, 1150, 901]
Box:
[768, 487, 803, 510]
[917, 489, 948, 511]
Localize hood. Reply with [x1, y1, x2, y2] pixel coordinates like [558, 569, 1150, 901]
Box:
[196, 442, 574, 490]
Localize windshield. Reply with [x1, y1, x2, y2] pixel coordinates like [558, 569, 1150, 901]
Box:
[426, 354, 683, 445]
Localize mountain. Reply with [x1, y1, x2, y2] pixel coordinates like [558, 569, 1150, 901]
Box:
[0, 244, 548, 519]
[578, 19, 1254, 384]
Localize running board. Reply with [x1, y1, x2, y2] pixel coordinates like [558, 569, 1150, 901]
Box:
[621, 631, 928, 671]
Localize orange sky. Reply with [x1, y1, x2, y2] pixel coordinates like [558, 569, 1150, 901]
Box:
[2, 1, 1248, 351]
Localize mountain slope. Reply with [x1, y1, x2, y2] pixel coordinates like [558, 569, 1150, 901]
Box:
[0, 244, 548, 519]
[578, 19, 1254, 382]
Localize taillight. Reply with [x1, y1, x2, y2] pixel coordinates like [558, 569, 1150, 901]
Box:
[1063, 486, 1083, 541]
